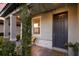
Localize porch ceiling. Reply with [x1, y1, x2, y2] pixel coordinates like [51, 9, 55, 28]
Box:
[0, 3, 67, 17]
[29, 3, 66, 16]
[0, 3, 22, 17]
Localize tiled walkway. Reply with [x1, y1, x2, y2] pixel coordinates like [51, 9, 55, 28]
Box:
[31, 45, 67, 56]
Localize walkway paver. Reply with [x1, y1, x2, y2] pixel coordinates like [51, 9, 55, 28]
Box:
[31, 45, 67, 56]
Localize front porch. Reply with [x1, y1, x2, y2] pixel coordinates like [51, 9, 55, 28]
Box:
[0, 3, 79, 56]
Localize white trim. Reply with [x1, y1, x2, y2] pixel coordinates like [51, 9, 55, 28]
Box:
[10, 15, 17, 41]
[5, 8, 20, 19]
[0, 17, 5, 20]
[32, 16, 41, 37]
[20, 22, 22, 40]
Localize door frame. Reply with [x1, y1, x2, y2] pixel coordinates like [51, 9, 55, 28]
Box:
[52, 12, 68, 53]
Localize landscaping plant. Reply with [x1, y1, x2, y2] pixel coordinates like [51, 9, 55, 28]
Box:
[65, 42, 79, 56]
[19, 4, 32, 56]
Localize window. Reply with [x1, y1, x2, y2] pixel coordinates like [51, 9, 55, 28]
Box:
[32, 17, 41, 35]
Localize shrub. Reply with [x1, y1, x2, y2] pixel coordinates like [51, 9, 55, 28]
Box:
[0, 36, 4, 47]
[2, 40, 16, 56]
[0, 36, 17, 56]
[65, 42, 79, 56]
[16, 35, 20, 41]
[0, 36, 4, 55]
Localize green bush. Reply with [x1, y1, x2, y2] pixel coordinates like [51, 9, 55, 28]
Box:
[0, 36, 18, 56]
[2, 40, 16, 56]
[16, 35, 20, 41]
[65, 42, 79, 56]
[20, 4, 31, 55]
[0, 37, 16, 56]
[0, 36, 4, 55]
[0, 36, 4, 47]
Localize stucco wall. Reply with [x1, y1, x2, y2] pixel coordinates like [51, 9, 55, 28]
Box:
[32, 4, 79, 55]
[68, 4, 78, 43]
[77, 4, 79, 56]
[77, 4, 79, 43]
[32, 12, 53, 49]
[67, 4, 78, 56]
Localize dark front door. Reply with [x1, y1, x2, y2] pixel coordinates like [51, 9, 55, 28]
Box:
[53, 12, 68, 49]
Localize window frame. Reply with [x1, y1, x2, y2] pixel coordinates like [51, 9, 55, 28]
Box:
[32, 16, 41, 36]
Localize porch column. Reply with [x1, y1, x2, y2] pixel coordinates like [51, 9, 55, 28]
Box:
[20, 22, 22, 40]
[4, 19, 9, 39]
[10, 15, 17, 41]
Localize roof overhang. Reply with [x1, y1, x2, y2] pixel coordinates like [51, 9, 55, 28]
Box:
[0, 3, 72, 17]
[29, 3, 67, 16]
[0, 3, 22, 17]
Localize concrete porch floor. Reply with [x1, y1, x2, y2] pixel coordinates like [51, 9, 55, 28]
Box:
[31, 45, 67, 56]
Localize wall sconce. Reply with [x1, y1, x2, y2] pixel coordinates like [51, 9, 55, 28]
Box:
[16, 15, 20, 20]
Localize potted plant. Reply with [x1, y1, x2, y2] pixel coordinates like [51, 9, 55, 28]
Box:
[65, 42, 79, 56]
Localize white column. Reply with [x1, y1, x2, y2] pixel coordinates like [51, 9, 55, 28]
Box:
[10, 15, 16, 41]
[4, 19, 9, 38]
[20, 22, 22, 40]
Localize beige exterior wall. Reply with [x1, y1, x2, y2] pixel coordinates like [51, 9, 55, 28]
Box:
[68, 4, 78, 55]
[32, 12, 53, 49]
[32, 4, 79, 55]
[77, 4, 79, 56]
[77, 4, 79, 43]
[68, 4, 78, 43]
